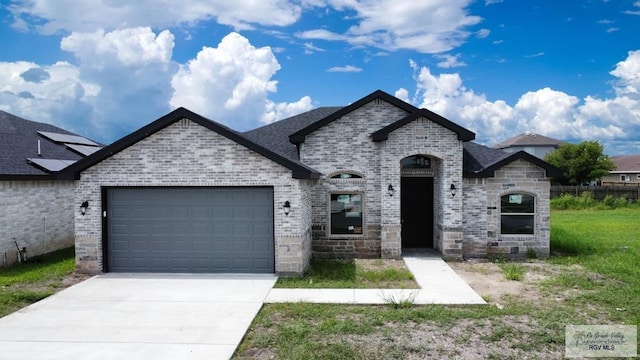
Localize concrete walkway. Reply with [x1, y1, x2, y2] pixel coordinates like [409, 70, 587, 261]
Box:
[0, 274, 277, 360]
[266, 253, 486, 305]
[0, 255, 483, 360]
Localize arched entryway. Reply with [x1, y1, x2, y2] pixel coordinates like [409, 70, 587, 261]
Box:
[400, 155, 435, 248]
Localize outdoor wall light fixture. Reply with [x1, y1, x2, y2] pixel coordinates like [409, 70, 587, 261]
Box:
[450, 184, 457, 197]
[80, 201, 89, 216]
[388, 184, 395, 197]
[283, 201, 291, 216]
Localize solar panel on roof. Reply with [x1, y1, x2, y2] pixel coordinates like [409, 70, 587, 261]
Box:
[65, 143, 102, 156]
[27, 158, 76, 172]
[38, 131, 99, 146]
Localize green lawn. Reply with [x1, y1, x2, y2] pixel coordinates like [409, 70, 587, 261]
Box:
[275, 258, 418, 289]
[236, 208, 640, 359]
[0, 247, 77, 317]
[550, 208, 640, 325]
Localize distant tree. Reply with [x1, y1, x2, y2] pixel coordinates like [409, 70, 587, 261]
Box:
[544, 141, 615, 185]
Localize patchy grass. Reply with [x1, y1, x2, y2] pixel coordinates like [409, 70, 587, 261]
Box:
[275, 259, 418, 289]
[236, 208, 640, 359]
[500, 263, 525, 281]
[0, 247, 83, 317]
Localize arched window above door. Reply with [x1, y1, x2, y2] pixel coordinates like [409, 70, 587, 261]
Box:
[401, 155, 431, 169]
[330, 172, 362, 179]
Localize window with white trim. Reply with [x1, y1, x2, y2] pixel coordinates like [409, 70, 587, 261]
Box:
[330, 193, 363, 235]
[501, 193, 535, 235]
[621, 175, 629, 182]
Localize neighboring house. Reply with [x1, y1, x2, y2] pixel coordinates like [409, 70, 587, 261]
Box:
[0, 110, 102, 266]
[494, 132, 565, 159]
[61, 90, 561, 276]
[601, 154, 640, 184]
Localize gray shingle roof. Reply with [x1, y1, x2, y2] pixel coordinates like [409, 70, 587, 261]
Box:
[0, 110, 95, 178]
[611, 154, 640, 172]
[494, 132, 565, 149]
[243, 107, 342, 162]
[464, 141, 563, 178]
[60, 107, 322, 180]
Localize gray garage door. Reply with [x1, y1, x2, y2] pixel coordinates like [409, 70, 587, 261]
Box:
[106, 187, 274, 273]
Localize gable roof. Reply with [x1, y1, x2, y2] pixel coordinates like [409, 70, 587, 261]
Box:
[610, 154, 640, 173]
[372, 109, 475, 142]
[0, 110, 99, 180]
[289, 90, 418, 145]
[244, 107, 341, 162]
[494, 132, 565, 149]
[464, 141, 563, 178]
[59, 107, 321, 180]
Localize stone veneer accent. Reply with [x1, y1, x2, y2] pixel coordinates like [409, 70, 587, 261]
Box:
[0, 180, 75, 266]
[75, 119, 313, 275]
[463, 159, 551, 258]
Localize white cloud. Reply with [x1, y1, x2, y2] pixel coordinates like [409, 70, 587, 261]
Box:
[403, 51, 640, 154]
[525, 52, 545, 58]
[610, 50, 640, 97]
[394, 88, 410, 102]
[262, 96, 313, 124]
[476, 28, 490, 39]
[1, 29, 309, 142]
[59, 27, 178, 139]
[170, 32, 312, 129]
[434, 54, 466, 68]
[9, 0, 303, 33]
[0, 61, 93, 135]
[298, 1, 481, 53]
[303, 42, 325, 54]
[61, 28, 174, 69]
[326, 65, 363, 73]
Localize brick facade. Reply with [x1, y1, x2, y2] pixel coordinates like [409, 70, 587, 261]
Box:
[463, 159, 551, 258]
[72, 92, 552, 275]
[299, 100, 466, 260]
[1, 180, 74, 266]
[75, 119, 312, 275]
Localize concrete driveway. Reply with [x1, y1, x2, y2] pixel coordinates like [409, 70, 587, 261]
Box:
[0, 273, 277, 360]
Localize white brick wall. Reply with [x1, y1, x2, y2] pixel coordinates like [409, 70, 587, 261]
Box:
[0, 180, 74, 266]
[75, 119, 312, 275]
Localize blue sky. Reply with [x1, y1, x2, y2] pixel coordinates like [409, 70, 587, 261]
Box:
[1, 0, 639, 155]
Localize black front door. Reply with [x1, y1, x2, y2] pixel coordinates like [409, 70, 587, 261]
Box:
[401, 177, 434, 248]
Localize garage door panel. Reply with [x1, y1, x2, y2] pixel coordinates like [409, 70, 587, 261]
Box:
[107, 187, 274, 273]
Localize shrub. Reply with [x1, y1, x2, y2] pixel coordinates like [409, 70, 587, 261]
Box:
[551, 192, 637, 210]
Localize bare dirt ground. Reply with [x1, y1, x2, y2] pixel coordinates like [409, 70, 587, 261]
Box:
[447, 260, 547, 304]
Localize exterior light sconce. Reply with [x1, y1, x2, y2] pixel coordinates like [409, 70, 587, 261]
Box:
[450, 184, 457, 197]
[80, 201, 89, 216]
[283, 201, 291, 216]
[388, 184, 395, 197]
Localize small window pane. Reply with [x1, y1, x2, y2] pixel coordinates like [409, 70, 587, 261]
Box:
[501, 215, 534, 234]
[401, 155, 431, 169]
[501, 194, 534, 213]
[330, 173, 362, 179]
[330, 193, 363, 234]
